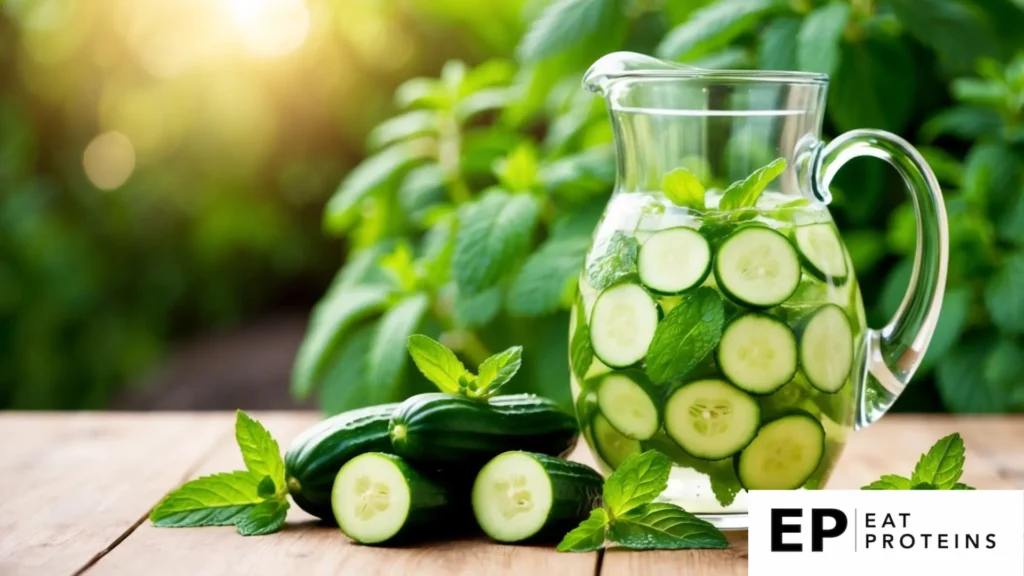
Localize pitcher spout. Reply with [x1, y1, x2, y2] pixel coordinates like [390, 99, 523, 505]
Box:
[582, 51, 703, 95]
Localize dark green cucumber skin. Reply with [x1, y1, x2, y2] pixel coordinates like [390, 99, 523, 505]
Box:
[509, 452, 604, 543]
[390, 393, 579, 465]
[284, 404, 398, 520]
[339, 453, 461, 545]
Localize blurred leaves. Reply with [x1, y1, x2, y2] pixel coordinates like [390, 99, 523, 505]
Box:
[280, 0, 1024, 416]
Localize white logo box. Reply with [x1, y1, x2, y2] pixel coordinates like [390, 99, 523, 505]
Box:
[748, 490, 1024, 576]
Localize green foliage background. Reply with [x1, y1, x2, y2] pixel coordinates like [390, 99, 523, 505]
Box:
[295, 0, 1024, 415]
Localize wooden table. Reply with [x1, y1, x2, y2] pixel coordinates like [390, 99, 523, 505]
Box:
[1, 413, 1020, 576]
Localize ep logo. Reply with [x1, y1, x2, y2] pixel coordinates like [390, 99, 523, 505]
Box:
[771, 508, 848, 552]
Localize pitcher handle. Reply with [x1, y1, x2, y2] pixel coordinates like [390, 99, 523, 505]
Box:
[809, 129, 949, 429]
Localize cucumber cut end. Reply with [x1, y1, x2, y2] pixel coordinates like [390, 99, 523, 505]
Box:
[472, 452, 554, 543]
[596, 373, 659, 440]
[718, 314, 798, 395]
[714, 227, 801, 308]
[794, 223, 848, 283]
[637, 227, 712, 294]
[663, 379, 760, 460]
[589, 283, 660, 368]
[592, 412, 642, 469]
[333, 453, 412, 544]
[799, 305, 854, 393]
[737, 413, 825, 490]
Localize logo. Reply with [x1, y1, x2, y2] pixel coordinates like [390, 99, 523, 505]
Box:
[748, 491, 1024, 576]
[770, 508, 848, 552]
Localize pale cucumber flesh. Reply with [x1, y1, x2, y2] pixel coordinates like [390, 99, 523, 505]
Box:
[596, 373, 659, 440]
[663, 379, 760, 460]
[736, 413, 825, 490]
[332, 453, 412, 544]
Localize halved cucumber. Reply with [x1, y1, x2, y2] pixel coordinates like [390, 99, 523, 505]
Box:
[794, 223, 848, 284]
[717, 313, 798, 395]
[713, 226, 801, 308]
[735, 412, 825, 490]
[332, 453, 452, 544]
[799, 304, 854, 393]
[663, 379, 760, 460]
[596, 372, 660, 440]
[589, 283, 661, 368]
[472, 451, 603, 543]
[637, 227, 712, 294]
[592, 412, 642, 469]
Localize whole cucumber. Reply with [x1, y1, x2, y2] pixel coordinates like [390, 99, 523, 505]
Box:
[389, 393, 579, 465]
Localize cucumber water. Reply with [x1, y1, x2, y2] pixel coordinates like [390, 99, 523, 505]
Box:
[569, 190, 863, 519]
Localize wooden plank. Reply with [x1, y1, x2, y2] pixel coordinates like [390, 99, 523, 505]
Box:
[0, 413, 229, 576]
[952, 416, 1024, 488]
[89, 414, 600, 576]
[598, 415, 1018, 575]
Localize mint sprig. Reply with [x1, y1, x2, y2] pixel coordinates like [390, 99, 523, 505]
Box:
[150, 411, 290, 536]
[662, 167, 705, 210]
[719, 157, 787, 212]
[406, 334, 523, 399]
[558, 451, 727, 552]
[862, 433, 974, 490]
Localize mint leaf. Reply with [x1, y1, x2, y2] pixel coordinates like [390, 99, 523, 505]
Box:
[952, 483, 976, 490]
[719, 157, 787, 212]
[257, 475, 277, 499]
[494, 144, 538, 192]
[862, 474, 912, 490]
[518, 0, 621, 63]
[150, 471, 263, 527]
[912, 483, 938, 490]
[507, 235, 590, 317]
[607, 503, 729, 550]
[474, 346, 523, 397]
[656, 0, 776, 60]
[557, 508, 609, 552]
[911, 433, 965, 489]
[407, 334, 470, 394]
[453, 285, 503, 328]
[585, 231, 639, 291]
[366, 293, 429, 404]
[603, 451, 672, 518]
[324, 141, 432, 233]
[644, 433, 740, 506]
[796, 2, 850, 76]
[570, 295, 594, 380]
[291, 286, 391, 400]
[453, 191, 540, 295]
[236, 498, 289, 536]
[235, 411, 285, 491]
[644, 288, 725, 384]
[662, 168, 705, 209]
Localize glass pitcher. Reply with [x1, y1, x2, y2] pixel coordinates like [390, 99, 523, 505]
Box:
[568, 52, 948, 529]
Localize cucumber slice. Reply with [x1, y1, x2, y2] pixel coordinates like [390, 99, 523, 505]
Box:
[592, 412, 642, 468]
[332, 453, 451, 544]
[713, 226, 801, 308]
[794, 223, 848, 284]
[472, 451, 603, 543]
[799, 304, 854, 393]
[637, 227, 712, 294]
[717, 313, 798, 395]
[596, 372, 660, 440]
[663, 379, 760, 460]
[735, 412, 825, 490]
[589, 283, 661, 368]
